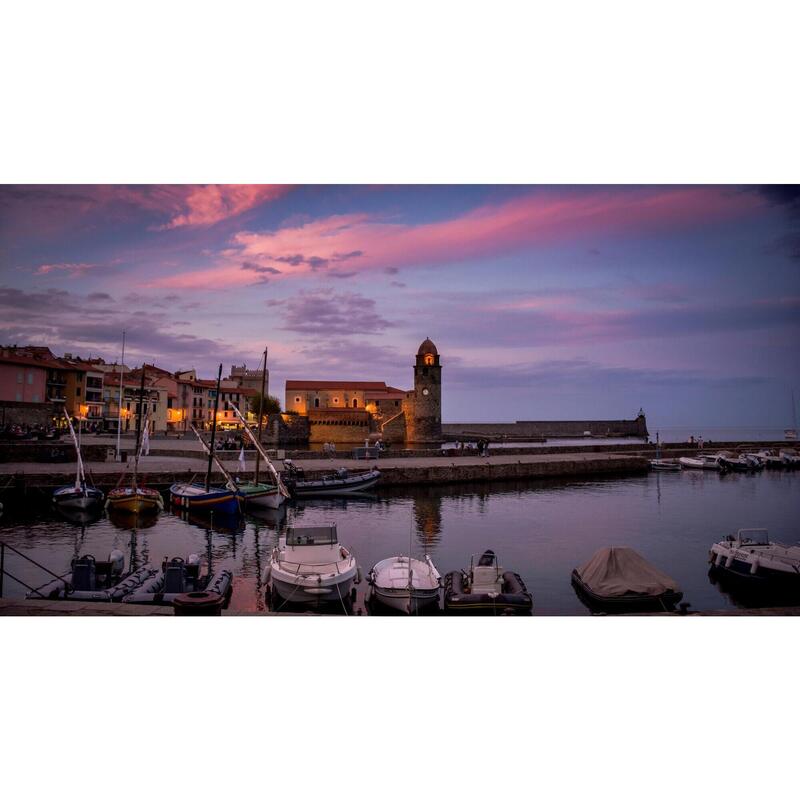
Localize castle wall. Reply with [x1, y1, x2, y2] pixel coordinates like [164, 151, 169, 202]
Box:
[442, 416, 648, 439]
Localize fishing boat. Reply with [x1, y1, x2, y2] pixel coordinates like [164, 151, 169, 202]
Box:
[367, 555, 441, 613]
[122, 553, 233, 606]
[264, 524, 359, 608]
[444, 550, 533, 615]
[709, 529, 800, 590]
[649, 438, 681, 471]
[282, 461, 381, 497]
[678, 453, 727, 471]
[106, 369, 163, 515]
[229, 368, 290, 509]
[52, 409, 104, 511]
[27, 550, 156, 602]
[571, 546, 684, 613]
[170, 364, 241, 515]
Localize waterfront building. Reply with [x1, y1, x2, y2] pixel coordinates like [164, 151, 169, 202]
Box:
[228, 362, 269, 395]
[284, 338, 443, 444]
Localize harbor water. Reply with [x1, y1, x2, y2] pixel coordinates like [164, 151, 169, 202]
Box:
[1, 468, 797, 614]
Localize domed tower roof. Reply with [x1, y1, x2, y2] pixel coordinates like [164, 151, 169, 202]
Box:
[417, 338, 438, 357]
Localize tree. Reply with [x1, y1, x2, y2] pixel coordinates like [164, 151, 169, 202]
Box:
[250, 393, 281, 420]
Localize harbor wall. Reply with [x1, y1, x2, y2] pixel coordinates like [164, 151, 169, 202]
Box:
[0, 442, 111, 463]
[442, 417, 648, 439]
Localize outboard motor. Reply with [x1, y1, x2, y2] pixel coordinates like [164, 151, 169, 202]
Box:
[163, 557, 187, 594]
[108, 550, 125, 577]
[71, 555, 97, 591]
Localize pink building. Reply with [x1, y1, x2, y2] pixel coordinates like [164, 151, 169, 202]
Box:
[0, 355, 49, 404]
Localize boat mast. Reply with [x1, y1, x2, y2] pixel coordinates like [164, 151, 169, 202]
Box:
[115, 329, 125, 460]
[205, 363, 223, 492]
[254, 346, 268, 485]
[133, 367, 146, 490]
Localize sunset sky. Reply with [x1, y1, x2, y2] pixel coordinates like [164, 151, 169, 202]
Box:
[1, 184, 798, 427]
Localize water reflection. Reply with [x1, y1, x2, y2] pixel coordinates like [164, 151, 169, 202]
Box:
[1, 469, 797, 614]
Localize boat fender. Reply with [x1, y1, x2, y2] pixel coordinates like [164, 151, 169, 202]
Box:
[109, 550, 125, 576]
[725, 553, 735, 569]
[188, 553, 201, 566]
[355, 566, 363, 585]
[262, 565, 271, 584]
[750, 558, 759, 575]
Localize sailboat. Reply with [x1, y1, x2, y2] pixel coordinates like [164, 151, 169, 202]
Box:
[52, 408, 104, 510]
[106, 368, 163, 514]
[169, 364, 241, 515]
[228, 358, 290, 509]
[649, 437, 681, 471]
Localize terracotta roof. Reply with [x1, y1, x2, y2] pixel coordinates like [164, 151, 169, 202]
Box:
[0, 353, 75, 371]
[286, 380, 389, 391]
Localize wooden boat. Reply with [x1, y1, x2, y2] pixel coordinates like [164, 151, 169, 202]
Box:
[52, 408, 104, 511]
[367, 555, 441, 613]
[444, 550, 533, 615]
[571, 546, 683, 613]
[106, 368, 163, 515]
[229, 378, 290, 509]
[264, 524, 359, 608]
[709, 529, 800, 590]
[282, 461, 381, 496]
[122, 554, 233, 606]
[170, 364, 241, 515]
[650, 460, 681, 471]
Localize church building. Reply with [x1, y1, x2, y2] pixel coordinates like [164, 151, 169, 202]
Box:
[284, 338, 443, 444]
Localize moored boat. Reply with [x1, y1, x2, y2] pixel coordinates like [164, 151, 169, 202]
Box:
[571, 546, 683, 613]
[170, 364, 241, 515]
[122, 553, 233, 606]
[649, 459, 681, 471]
[282, 462, 381, 496]
[52, 408, 104, 511]
[709, 528, 800, 590]
[27, 550, 156, 602]
[367, 554, 441, 613]
[264, 524, 359, 608]
[678, 454, 727, 471]
[444, 550, 533, 615]
[779, 448, 800, 468]
[756, 449, 785, 469]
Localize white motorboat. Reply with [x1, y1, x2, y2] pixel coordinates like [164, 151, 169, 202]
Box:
[756, 449, 785, 469]
[779, 448, 800, 468]
[709, 529, 800, 588]
[716, 451, 755, 472]
[367, 555, 441, 613]
[264, 524, 359, 607]
[678, 454, 727, 471]
[649, 459, 681, 472]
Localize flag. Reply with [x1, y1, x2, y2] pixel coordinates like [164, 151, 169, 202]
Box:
[141, 424, 150, 456]
[238, 445, 246, 472]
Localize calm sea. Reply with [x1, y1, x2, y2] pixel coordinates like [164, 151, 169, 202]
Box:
[1, 468, 797, 614]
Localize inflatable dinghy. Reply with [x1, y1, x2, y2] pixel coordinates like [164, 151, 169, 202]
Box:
[28, 551, 156, 602]
[122, 554, 233, 606]
[444, 550, 533, 615]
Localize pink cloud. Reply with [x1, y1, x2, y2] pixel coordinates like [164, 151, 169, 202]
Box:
[149, 187, 764, 289]
[158, 185, 292, 229]
[35, 261, 99, 277]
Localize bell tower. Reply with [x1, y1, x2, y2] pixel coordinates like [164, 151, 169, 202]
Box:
[404, 338, 442, 442]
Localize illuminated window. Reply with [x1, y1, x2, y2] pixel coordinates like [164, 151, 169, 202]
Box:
[424, 354, 434, 366]
[333, 397, 339, 404]
[295, 396, 301, 403]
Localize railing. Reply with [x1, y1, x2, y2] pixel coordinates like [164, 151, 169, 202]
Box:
[0, 540, 72, 599]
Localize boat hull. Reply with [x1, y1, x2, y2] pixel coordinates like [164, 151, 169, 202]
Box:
[236, 483, 284, 509]
[288, 469, 381, 497]
[52, 486, 104, 510]
[369, 585, 440, 613]
[169, 484, 240, 514]
[106, 489, 163, 514]
[269, 564, 357, 607]
[443, 569, 533, 615]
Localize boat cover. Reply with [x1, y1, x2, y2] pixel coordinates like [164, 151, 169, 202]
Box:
[575, 547, 679, 598]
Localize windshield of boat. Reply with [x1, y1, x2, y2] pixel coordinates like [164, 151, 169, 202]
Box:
[737, 528, 769, 546]
[286, 526, 338, 546]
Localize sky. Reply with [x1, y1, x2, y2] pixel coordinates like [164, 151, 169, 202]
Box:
[1, 184, 798, 428]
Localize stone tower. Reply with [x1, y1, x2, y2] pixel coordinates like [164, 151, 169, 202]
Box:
[403, 338, 442, 442]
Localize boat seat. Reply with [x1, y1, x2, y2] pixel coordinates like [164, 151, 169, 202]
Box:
[471, 566, 503, 594]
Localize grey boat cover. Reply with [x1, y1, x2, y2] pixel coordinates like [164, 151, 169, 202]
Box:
[575, 547, 679, 597]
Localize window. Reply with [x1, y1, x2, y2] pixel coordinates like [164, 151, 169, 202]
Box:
[352, 399, 358, 408]
[424, 354, 434, 366]
[314, 398, 320, 408]
[127, 402, 130, 411]
[294, 396, 301, 403]
[32, 393, 40, 402]
[152, 403, 157, 412]
[15, 391, 22, 401]
[333, 397, 339, 404]
[394, 400, 399, 407]
[17, 371, 23, 383]
[76, 387, 81, 396]
[27, 372, 34, 384]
